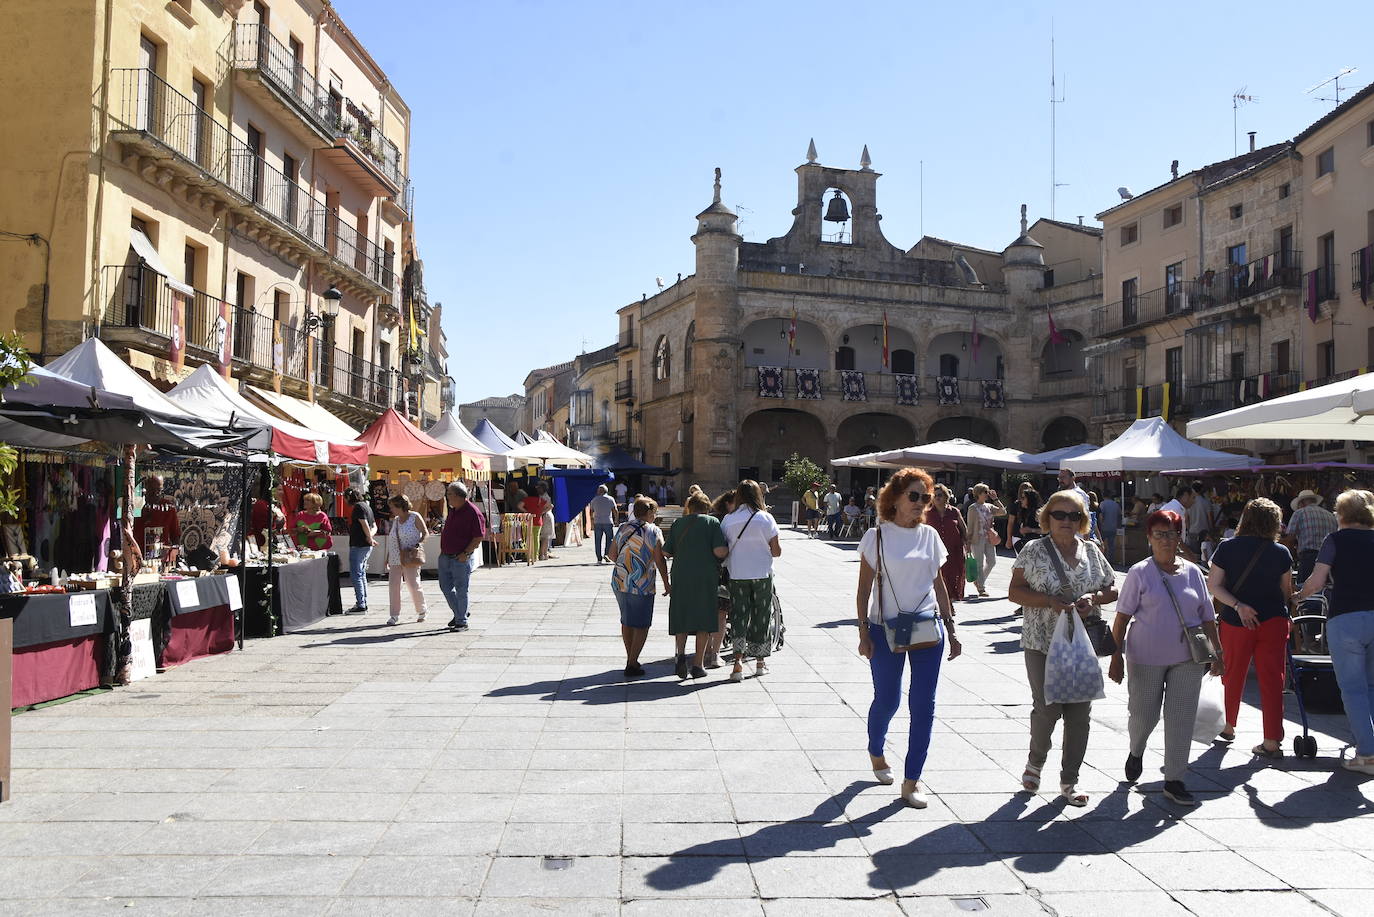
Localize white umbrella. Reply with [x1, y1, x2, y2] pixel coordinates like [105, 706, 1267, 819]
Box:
[1025, 443, 1100, 471]
[830, 451, 903, 469]
[1187, 373, 1374, 441]
[872, 439, 1045, 472]
[1074, 417, 1257, 472]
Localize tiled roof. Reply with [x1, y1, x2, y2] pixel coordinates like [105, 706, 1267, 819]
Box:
[1032, 217, 1103, 237]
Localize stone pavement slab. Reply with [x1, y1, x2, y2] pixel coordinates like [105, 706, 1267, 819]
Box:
[2, 528, 1370, 913]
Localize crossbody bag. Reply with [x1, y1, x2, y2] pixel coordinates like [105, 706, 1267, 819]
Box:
[874, 525, 940, 652]
[1154, 560, 1218, 665]
[1213, 542, 1266, 618]
[1042, 538, 1115, 657]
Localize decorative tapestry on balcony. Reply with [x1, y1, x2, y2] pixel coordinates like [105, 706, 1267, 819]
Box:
[840, 370, 867, 402]
[795, 368, 822, 400]
[894, 373, 919, 406]
[981, 379, 1005, 409]
[937, 376, 960, 406]
[757, 366, 784, 399]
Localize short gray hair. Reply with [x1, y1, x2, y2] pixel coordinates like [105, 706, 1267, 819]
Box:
[447, 481, 469, 500]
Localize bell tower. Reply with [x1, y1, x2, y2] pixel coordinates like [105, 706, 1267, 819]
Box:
[690, 168, 742, 497]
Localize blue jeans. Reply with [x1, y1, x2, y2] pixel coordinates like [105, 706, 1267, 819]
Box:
[867, 621, 944, 780]
[1101, 530, 1117, 560]
[438, 553, 473, 627]
[348, 546, 372, 609]
[1328, 610, 1374, 756]
[594, 523, 614, 561]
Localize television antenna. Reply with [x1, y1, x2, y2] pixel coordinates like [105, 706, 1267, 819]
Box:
[1049, 25, 1068, 219]
[1306, 68, 1357, 107]
[1232, 88, 1258, 156]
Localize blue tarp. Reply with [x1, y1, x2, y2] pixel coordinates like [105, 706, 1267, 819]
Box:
[544, 468, 614, 524]
[593, 446, 672, 475]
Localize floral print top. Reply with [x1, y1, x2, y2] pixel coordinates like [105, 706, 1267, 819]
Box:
[1012, 536, 1114, 654]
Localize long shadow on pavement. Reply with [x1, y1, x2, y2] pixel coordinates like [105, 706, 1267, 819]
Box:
[484, 669, 738, 705]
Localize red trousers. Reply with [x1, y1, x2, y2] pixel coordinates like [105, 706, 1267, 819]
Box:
[1219, 617, 1290, 741]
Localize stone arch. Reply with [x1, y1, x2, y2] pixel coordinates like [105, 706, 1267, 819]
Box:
[835, 412, 917, 456]
[926, 329, 1004, 381]
[1041, 415, 1088, 451]
[819, 187, 854, 244]
[1039, 328, 1088, 379]
[738, 407, 828, 482]
[927, 415, 1001, 448]
[653, 335, 671, 381]
[837, 322, 917, 373]
[741, 317, 827, 369]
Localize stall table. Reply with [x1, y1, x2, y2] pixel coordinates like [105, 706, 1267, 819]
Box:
[156, 575, 240, 668]
[2, 589, 114, 709]
[1, 605, 12, 801]
[240, 554, 342, 637]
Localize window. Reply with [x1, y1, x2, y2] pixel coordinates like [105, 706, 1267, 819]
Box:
[282, 152, 298, 224]
[683, 322, 694, 375]
[835, 346, 855, 371]
[653, 336, 670, 381]
[273, 287, 288, 324]
[1043, 268, 1055, 288]
[1368, 120, 1374, 147]
[1230, 203, 1243, 220]
[138, 35, 160, 131]
[1320, 232, 1337, 300]
[1165, 346, 1183, 391]
[1230, 352, 1245, 380]
[235, 272, 250, 312]
[662, 452, 672, 471]
[1317, 147, 1335, 177]
[1163, 204, 1183, 228]
[1119, 223, 1138, 246]
[1227, 243, 1247, 295]
[1319, 341, 1335, 379]
[183, 244, 198, 291]
[1278, 183, 1291, 200]
[1273, 339, 1290, 374]
[891, 349, 915, 375]
[288, 35, 304, 95]
[245, 124, 263, 203]
[939, 354, 959, 377]
[190, 77, 209, 167]
[1122, 277, 1138, 325]
[1165, 262, 1185, 314]
[570, 389, 592, 426]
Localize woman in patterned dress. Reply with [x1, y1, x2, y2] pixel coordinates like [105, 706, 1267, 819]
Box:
[721, 480, 782, 682]
[611, 497, 670, 677]
[927, 484, 968, 602]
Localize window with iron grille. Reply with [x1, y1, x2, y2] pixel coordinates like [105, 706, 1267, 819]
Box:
[1165, 347, 1183, 392]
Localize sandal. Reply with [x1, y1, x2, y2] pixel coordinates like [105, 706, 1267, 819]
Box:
[1252, 743, 1284, 759]
[1021, 764, 1042, 792]
[1060, 784, 1089, 807]
[755, 662, 769, 677]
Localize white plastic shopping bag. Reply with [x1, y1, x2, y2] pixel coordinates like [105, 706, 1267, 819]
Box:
[1044, 611, 1106, 704]
[1192, 673, 1227, 744]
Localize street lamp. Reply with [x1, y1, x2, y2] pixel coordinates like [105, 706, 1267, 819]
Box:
[303, 284, 341, 332]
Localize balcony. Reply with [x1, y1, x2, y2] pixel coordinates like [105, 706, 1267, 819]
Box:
[225, 23, 336, 143]
[98, 264, 234, 364]
[614, 379, 635, 402]
[1308, 368, 1366, 390]
[1352, 247, 1372, 293]
[733, 366, 1009, 406]
[1092, 281, 1202, 337]
[616, 329, 636, 351]
[318, 114, 404, 198]
[314, 209, 389, 294]
[1194, 251, 1303, 313]
[1181, 372, 1302, 419]
[1037, 374, 1091, 398]
[315, 341, 399, 414]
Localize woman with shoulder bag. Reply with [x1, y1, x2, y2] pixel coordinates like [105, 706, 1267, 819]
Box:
[384, 494, 429, 626]
[1206, 498, 1293, 758]
[1008, 489, 1118, 806]
[663, 489, 728, 679]
[612, 497, 670, 677]
[721, 480, 782, 683]
[965, 483, 1007, 597]
[1108, 509, 1224, 806]
[855, 468, 961, 809]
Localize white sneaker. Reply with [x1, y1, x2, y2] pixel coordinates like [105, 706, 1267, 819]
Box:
[901, 781, 928, 809]
[1343, 755, 1374, 776]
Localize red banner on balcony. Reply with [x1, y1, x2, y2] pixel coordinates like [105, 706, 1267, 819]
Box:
[216, 299, 233, 378]
[169, 291, 186, 371]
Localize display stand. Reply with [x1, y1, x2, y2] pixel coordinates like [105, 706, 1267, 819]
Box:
[499, 513, 536, 565]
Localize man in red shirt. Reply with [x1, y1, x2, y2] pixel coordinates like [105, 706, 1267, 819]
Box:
[439, 482, 486, 632]
[133, 474, 181, 569]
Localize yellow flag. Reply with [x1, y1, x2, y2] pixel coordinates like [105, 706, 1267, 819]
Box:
[408, 302, 419, 350]
[1136, 386, 1144, 418]
[1162, 381, 1172, 421]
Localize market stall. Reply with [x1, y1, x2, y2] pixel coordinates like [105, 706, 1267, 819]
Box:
[241, 553, 342, 636]
[156, 574, 241, 668]
[2, 588, 115, 708]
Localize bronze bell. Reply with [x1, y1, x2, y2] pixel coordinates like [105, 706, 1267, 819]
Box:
[823, 189, 850, 223]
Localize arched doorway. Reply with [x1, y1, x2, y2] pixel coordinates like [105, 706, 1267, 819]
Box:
[738, 408, 827, 484]
[836, 412, 917, 493]
[1041, 416, 1088, 451]
[742, 318, 827, 369]
[1040, 329, 1087, 378]
[926, 331, 1003, 381]
[927, 416, 1000, 447]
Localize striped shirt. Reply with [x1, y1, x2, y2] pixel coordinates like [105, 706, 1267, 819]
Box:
[1286, 504, 1337, 552]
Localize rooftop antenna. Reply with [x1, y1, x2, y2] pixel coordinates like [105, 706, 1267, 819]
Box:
[1306, 67, 1357, 107]
[1232, 87, 1258, 156]
[1050, 24, 1068, 219]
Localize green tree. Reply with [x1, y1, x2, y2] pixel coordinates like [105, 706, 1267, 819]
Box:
[781, 452, 827, 500]
[0, 332, 33, 517]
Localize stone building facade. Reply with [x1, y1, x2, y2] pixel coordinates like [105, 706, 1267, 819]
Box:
[608, 147, 1102, 498]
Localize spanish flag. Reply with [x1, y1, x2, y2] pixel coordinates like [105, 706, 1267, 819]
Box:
[788, 309, 797, 354]
[882, 312, 890, 368]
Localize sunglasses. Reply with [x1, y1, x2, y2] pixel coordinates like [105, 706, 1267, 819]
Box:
[1150, 530, 1182, 540]
[1047, 510, 1084, 522]
[905, 491, 933, 504]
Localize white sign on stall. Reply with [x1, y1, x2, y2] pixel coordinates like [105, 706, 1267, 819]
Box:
[127, 618, 156, 682]
[174, 579, 199, 609]
[225, 576, 242, 611]
[68, 592, 97, 627]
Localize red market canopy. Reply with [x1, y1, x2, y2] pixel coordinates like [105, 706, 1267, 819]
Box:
[359, 408, 481, 475]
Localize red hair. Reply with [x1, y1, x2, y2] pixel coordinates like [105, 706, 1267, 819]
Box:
[877, 467, 936, 522]
[1146, 509, 1183, 532]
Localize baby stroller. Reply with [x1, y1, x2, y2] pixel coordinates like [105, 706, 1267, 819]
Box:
[1287, 590, 1340, 758]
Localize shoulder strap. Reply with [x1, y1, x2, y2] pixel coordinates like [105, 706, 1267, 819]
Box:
[1229, 542, 1266, 596]
[726, 511, 758, 558]
[1043, 538, 1074, 597]
[1153, 559, 1191, 631]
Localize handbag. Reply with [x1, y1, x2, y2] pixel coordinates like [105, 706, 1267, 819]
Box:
[1213, 542, 1266, 618]
[1155, 560, 1218, 665]
[398, 516, 425, 568]
[874, 525, 940, 652]
[1043, 538, 1116, 657]
[965, 553, 980, 582]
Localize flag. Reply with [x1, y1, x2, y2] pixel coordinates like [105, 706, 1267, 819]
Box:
[881, 311, 890, 368]
[1136, 386, 1144, 419]
[169, 291, 186, 371]
[788, 310, 797, 353]
[971, 316, 981, 362]
[408, 301, 420, 350]
[1048, 309, 1067, 345]
[1162, 381, 1171, 422]
[271, 319, 283, 394]
[1306, 270, 1319, 322]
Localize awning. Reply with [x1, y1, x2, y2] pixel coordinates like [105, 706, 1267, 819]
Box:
[1073, 417, 1259, 473]
[243, 385, 361, 440]
[593, 446, 672, 474]
[359, 408, 479, 477]
[1186, 372, 1374, 442]
[130, 228, 194, 296]
[870, 440, 1045, 472]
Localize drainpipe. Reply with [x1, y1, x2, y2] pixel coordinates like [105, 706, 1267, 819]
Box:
[88, 0, 115, 349]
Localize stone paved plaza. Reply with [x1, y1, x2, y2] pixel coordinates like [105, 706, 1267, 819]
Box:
[2, 529, 1371, 915]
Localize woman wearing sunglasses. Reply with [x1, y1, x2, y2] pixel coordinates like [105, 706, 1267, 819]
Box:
[855, 468, 960, 809]
[965, 483, 1007, 597]
[1108, 509, 1224, 806]
[1008, 489, 1117, 806]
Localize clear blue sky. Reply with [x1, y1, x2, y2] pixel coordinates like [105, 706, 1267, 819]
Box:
[333, 0, 1369, 406]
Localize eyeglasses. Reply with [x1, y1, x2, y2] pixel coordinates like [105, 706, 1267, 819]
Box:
[1150, 530, 1182, 540]
[905, 491, 933, 504]
[1047, 510, 1084, 522]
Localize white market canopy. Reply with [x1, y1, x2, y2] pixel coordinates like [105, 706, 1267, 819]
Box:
[1072, 417, 1258, 473]
[244, 385, 361, 440]
[1186, 372, 1374, 442]
[869, 439, 1045, 472]
[1024, 443, 1101, 471]
[830, 451, 902, 469]
[505, 436, 596, 468]
[44, 337, 200, 422]
[427, 411, 526, 472]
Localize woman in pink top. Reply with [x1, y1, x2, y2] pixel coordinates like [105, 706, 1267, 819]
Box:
[1108, 509, 1224, 807]
[292, 492, 333, 551]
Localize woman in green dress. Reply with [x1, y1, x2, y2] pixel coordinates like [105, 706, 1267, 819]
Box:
[663, 488, 729, 679]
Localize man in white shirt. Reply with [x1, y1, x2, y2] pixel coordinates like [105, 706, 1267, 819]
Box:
[1158, 485, 1199, 561]
[1185, 481, 1215, 553]
[823, 484, 843, 539]
[614, 479, 628, 508]
[589, 485, 619, 564]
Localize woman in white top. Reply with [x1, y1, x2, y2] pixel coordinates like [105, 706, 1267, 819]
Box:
[720, 480, 782, 682]
[965, 483, 1007, 597]
[384, 494, 429, 626]
[855, 467, 960, 809]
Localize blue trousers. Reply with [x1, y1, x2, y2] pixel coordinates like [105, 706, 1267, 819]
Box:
[594, 523, 614, 561]
[1329, 610, 1374, 756]
[437, 553, 472, 627]
[867, 621, 944, 780]
[348, 546, 372, 609]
